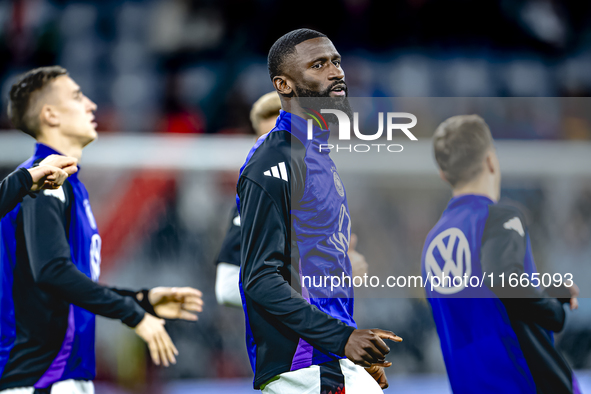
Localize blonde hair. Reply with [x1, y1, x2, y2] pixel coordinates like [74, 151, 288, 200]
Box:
[433, 114, 493, 187]
[250, 91, 281, 132]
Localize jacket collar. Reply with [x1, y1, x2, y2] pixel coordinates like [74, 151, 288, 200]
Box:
[447, 194, 494, 210]
[276, 110, 331, 147]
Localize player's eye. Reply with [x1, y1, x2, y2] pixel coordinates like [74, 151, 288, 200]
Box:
[311, 63, 323, 69]
[333, 60, 341, 67]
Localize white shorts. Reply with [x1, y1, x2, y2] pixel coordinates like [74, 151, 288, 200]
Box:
[261, 359, 383, 394]
[0, 380, 94, 394]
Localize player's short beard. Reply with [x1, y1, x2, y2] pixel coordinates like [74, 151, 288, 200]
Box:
[294, 82, 354, 122]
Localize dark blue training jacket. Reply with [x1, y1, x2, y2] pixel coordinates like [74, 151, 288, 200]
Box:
[422, 194, 578, 394]
[237, 111, 357, 389]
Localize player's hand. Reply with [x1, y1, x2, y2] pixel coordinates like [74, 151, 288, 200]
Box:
[28, 166, 69, 191]
[344, 328, 402, 368]
[28, 155, 78, 191]
[568, 281, 579, 311]
[39, 155, 78, 174]
[148, 287, 203, 321]
[365, 365, 389, 389]
[134, 313, 178, 367]
[348, 234, 368, 277]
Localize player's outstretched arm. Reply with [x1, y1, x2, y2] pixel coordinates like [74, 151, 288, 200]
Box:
[111, 287, 204, 320]
[21, 187, 147, 328]
[22, 191, 183, 367]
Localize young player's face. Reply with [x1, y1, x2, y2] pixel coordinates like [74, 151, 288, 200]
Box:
[290, 37, 347, 98]
[48, 75, 98, 146]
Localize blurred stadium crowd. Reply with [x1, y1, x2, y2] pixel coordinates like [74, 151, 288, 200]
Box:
[1, 0, 591, 137]
[1, 1, 591, 393]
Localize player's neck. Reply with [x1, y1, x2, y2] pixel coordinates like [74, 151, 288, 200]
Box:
[452, 177, 498, 202]
[281, 99, 309, 121]
[36, 133, 84, 161]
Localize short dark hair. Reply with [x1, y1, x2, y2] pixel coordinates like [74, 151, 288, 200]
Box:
[268, 28, 327, 80]
[8, 66, 68, 137]
[433, 115, 493, 187]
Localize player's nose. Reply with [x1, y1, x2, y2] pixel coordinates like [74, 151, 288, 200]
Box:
[85, 95, 97, 112]
[328, 63, 345, 81]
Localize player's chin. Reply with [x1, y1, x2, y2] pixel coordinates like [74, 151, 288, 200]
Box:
[81, 128, 98, 146]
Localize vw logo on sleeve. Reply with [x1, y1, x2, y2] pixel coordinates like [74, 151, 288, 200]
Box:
[425, 227, 471, 295]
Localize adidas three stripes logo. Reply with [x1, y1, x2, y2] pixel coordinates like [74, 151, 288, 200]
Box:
[264, 162, 288, 181]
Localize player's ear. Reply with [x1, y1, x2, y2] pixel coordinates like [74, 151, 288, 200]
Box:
[485, 151, 495, 174]
[438, 169, 448, 183]
[273, 76, 293, 96]
[40, 104, 60, 128]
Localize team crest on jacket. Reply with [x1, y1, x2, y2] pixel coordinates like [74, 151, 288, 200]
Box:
[333, 171, 345, 197]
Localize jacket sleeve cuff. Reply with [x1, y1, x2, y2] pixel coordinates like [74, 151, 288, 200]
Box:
[122, 302, 146, 328]
[16, 168, 34, 200]
[136, 289, 158, 317]
[17, 167, 33, 191]
[545, 285, 572, 304]
[111, 288, 158, 321]
[334, 325, 356, 357]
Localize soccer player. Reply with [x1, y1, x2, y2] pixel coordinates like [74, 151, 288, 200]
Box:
[215, 91, 369, 307]
[0, 66, 203, 393]
[0, 155, 78, 218]
[237, 29, 401, 393]
[421, 115, 579, 393]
